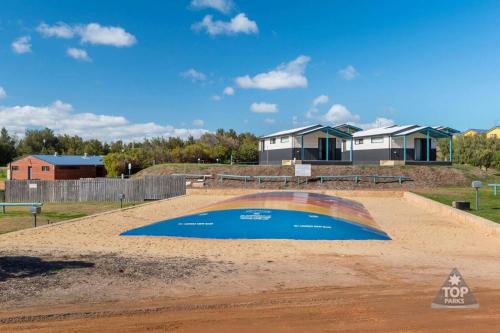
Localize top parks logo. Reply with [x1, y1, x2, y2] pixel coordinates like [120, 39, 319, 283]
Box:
[431, 268, 479, 309]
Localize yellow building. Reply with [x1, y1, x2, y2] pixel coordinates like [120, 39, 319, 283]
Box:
[486, 126, 500, 139]
[462, 128, 486, 137]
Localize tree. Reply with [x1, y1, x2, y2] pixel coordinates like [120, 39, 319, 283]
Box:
[17, 128, 59, 155]
[84, 139, 106, 155]
[58, 134, 84, 155]
[0, 128, 17, 165]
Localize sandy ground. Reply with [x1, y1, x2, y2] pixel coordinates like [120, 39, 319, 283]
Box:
[0, 189, 499, 332]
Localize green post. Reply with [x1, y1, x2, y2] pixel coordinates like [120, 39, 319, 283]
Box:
[426, 129, 430, 162]
[325, 130, 329, 161]
[403, 135, 407, 162]
[301, 135, 304, 160]
[349, 137, 353, 162]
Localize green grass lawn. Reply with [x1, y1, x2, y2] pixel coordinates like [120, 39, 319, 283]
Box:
[0, 201, 138, 234]
[0, 168, 6, 180]
[414, 187, 500, 223]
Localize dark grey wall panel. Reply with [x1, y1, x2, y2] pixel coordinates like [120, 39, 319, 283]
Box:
[352, 149, 391, 164]
[293, 148, 318, 160]
[259, 148, 294, 165]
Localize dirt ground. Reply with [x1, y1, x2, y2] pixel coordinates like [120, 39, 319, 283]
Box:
[0, 189, 499, 332]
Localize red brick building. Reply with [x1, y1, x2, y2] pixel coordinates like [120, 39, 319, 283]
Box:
[8, 154, 106, 180]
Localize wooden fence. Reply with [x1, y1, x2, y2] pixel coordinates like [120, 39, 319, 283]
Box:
[5, 176, 185, 203]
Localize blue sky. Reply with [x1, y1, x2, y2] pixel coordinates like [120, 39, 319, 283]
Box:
[0, 0, 499, 141]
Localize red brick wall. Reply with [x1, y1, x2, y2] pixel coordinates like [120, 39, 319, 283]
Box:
[9, 156, 55, 180]
[8, 156, 104, 180]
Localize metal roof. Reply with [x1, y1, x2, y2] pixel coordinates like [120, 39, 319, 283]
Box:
[352, 125, 418, 138]
[333, 123, 363, 133]
[259, 124, 323, 138]
[31, 154, 104, 166]
[433, 126, 461, 134]
[393, 126, 451, 138]
[296, 125, 353, 139]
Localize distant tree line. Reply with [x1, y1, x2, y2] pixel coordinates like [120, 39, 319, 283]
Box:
[438, 135, 499, 170]
[0, 127, 259, 176]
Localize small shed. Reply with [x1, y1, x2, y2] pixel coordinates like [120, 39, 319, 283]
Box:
[8, 154, 106, 180]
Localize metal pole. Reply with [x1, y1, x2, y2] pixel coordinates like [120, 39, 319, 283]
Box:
[475, 189, 479, 210]
[350, 137, 353, 162]
[426, 129, 430, 162]
[403, 135, 407, 162]
[301, 135, 304, 160]
[325, 130, 329, 161]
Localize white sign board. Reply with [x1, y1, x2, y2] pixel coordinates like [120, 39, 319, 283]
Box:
[295, 164, 311, 177]
[29, 183, 37, 189]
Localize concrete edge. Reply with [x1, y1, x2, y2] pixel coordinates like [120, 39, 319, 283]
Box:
[0, 195, 187, 237]
[186, 188, 405, 198]
[403, 192, 500, 235]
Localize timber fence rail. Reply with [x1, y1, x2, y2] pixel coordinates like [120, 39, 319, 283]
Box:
[5, 176, 185, 203]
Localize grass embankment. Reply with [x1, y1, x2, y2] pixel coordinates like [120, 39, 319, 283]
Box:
[414, 187, 500, 223]
[0, 201, 137, 234]
[414, 167, 500, 223]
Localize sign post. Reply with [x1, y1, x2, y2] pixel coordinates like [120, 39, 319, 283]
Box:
[295, 164, 311, 185]
[471, 181, 482, 210]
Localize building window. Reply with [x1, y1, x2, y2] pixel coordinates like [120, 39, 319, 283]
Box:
[371, 136, 384, 143]
[42, 166, 50, 172]
[270, 138, 276, 144]
[355, 138, 364, 145]
[11, 166, 19, 171]
[280, 136, 289, 143]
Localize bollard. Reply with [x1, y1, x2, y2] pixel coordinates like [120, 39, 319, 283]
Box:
[471, 181, 482, 210]
[30, 206, 41, 227]
[118, 193, 126, 209]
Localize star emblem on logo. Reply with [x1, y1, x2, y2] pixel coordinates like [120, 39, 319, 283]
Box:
[448, 274, 461, 286]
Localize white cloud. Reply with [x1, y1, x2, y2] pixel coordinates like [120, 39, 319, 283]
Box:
[306, 94, 329, 119]
[36, 22, 136, 47]
[0, 87, 6, 99]
[320, 103, 395, 130]
[322, 104, 360, 123]
[0, 100, 208, 142]
[223, 86, 234, 96]
[292, 115, 299, 126]
[66, 47, 91, 61]
[181, 68, 207, 82]
[312, 94, 329, 107]
[357, 117, 395, 130]
[211, 95, 222, 101]
[338, 65, 359, 80]
[190, 0, 234, 13]
[37, 22, 74, 38]
[192, 13, 258, 36]
[192, 119, 205, 127]
[264, 118, 275, 124]
[52, 100, 74, 112]
[76, 23, 136, 47]
[12, 36, 32, 54]
[250, 102, 278, 113]
[236, 55, 310, 90]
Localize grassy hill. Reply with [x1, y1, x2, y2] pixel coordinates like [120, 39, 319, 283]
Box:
[136, 163, 499, 190]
